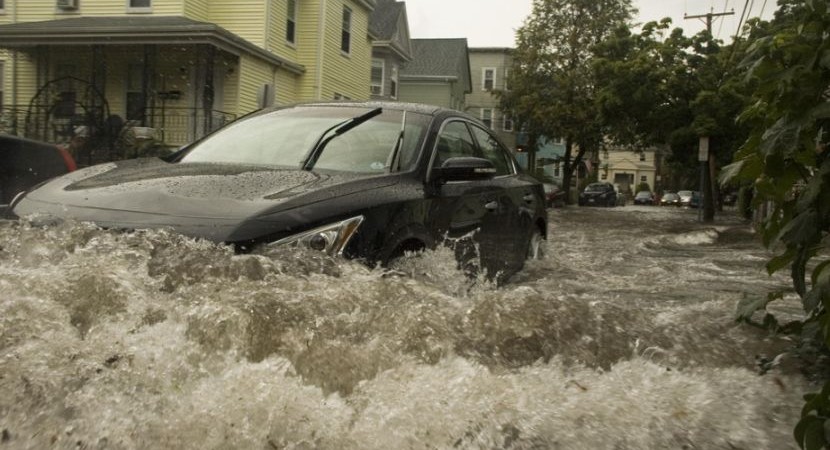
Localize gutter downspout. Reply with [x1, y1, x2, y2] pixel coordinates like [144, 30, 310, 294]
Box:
[315, 0, 327, 100]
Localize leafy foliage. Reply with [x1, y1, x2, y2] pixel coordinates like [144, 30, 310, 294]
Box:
[723, 1, 830, 447]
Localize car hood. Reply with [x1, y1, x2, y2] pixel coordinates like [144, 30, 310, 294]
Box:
[13, 158, 397, 241]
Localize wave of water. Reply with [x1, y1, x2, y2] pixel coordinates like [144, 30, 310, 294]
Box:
[0, 207, 811, 449]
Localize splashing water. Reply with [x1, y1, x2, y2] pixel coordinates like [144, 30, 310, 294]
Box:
[0, 206, 810, 449]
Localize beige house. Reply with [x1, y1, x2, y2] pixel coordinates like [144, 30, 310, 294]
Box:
[598, 147, 658, 193]
[397, 38, 471, 111]
[466, 47, 515, 150]
[0, 0, 375, 150]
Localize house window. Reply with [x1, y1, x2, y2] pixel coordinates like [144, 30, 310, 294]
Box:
[126, 64, 145, 122]
[481, 108, 492, 128]
[333, 93, 351, 100]
[482, 68, 495, 90]
[286, 0, 297, 44]
[554, 163, 560, 177]
[0, 0, 5, 13]
[503, 113, 513, 132]
[128, 0, 151, 9]
[641, 176, 647, 182]
[639, 152, 646, 161]
[370, 59, 384, 96]
[341, 7, 352, 54]
[503, 68, 509, 90]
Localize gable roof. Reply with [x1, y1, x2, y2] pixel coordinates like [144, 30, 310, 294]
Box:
[0, 16, 304, 74]
[369, 0, 412, 61]
[400, 38, 471, 93]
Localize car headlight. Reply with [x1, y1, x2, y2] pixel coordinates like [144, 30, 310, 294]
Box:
[270, 215, 364, 256]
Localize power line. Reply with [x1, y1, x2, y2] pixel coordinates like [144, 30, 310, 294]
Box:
[717, 0, 732, 38]
[734, 0, 751, 40]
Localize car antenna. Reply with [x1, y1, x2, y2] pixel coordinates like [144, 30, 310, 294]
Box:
[386, 110, 406, 172]
[303, 107, 383, 170]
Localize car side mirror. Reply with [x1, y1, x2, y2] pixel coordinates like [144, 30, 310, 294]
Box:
[433, 157, 496, 183]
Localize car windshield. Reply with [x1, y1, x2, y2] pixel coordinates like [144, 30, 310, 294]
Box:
[585, 183, 609, 192]
[635, 191, 651, 198]
[180, 107, 430, 173]
[678, 190, 693, 197]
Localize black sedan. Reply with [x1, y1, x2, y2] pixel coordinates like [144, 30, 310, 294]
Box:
[578, 182, 617, 207]
[11, 102, 547, 281]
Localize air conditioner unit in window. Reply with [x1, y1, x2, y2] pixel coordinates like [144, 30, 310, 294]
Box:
[56, 0, 78, 10]
[370, 85, 382, 96]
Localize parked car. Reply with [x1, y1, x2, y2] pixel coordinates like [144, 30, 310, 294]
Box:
[543, 183, 565, 208]
[678, 190, 701, 208]
[722, 191, 737, 206]
[1, 135, 77, 215]
[633, 190, 655, 205]
[11, 102, 548, 281]
[660, 192, 681, 206]
[578, 182, 617, 207]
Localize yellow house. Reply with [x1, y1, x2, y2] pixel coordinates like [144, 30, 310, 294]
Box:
[0, 0, 374, 153]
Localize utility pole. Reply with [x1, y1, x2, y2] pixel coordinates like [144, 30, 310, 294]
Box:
[684, 8, 734, 223]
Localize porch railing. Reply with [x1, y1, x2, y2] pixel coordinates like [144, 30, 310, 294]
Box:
[0, 105, 237, 165]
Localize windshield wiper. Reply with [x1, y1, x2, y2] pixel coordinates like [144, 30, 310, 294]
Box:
[303, 107, 383, 170]
[386, 111, 406, 172]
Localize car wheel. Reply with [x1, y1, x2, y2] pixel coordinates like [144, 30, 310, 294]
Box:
[526, 228, 546, 260]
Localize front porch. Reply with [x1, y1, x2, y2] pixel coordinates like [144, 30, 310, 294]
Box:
[0, 16, 304, 164]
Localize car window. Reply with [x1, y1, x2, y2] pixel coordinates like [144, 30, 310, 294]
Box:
[181, 107, 429, 173]
[433, 120, 477, 167]
[469, 124, 512, 176]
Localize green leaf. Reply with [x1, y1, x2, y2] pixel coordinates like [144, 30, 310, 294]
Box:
[768, 249, 797, 275]
[779, 211, 820, 246]
[736, 291, 784, 322]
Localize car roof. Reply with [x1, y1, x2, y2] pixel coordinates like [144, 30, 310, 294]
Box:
[261, 101, 450, 117]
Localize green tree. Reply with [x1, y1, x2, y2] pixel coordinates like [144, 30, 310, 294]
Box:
[593, 20, 753, 218]
[500, 0, 634, 203]
[724, 1, 830, 447]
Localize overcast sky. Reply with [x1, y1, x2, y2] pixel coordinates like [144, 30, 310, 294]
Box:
[404, 0, 776, 47]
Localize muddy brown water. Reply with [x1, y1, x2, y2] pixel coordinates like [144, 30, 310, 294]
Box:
[0, 206, 812, 449]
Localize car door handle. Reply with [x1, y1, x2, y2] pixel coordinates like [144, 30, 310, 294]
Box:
[484, 200, 499, 211]
[523, 194, 535, 203]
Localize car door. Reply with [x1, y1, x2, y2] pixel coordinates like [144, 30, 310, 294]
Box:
[468, 123, 538, 274]
[426, 119, 514, 278]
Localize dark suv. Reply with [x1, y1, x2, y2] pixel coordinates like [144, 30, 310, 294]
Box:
[1, 135, 77, 214]
[578, 182, 617, 207]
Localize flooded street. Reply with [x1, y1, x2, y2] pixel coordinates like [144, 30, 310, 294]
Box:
[0, 205, 812, 449]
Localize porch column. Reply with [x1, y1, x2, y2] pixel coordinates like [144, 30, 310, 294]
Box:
[202, 45, 215, 133]
[90, 45, 106, 114]
[142, 44, 156, 127]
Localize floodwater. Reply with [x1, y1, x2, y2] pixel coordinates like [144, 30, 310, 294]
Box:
[0, 205, 813, 449]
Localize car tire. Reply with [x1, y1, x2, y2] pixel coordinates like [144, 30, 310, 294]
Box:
[526, 228, 546, 260]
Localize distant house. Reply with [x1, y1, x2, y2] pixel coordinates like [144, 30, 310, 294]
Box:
[0, 0, 376, 149]
[466, 47, 515, 149]
[398, 38, 471, 111]
[598, 147, 658, 193]
[368, 0, 411, 101]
